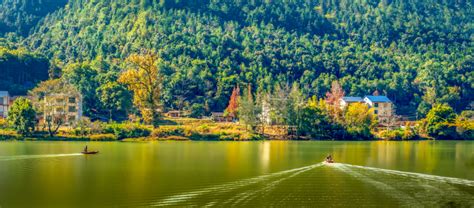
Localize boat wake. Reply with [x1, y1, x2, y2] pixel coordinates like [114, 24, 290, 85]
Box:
[0, 153, 82, 161]
[328, 163, 474, 207]
[151, 162, 324, 207]
[331, 163, 474, 187]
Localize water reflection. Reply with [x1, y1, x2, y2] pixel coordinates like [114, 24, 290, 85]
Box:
[0, 141, 472, 207]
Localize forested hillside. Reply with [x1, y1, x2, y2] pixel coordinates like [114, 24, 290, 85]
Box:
[0, 0, 68, 36]
[5, 0, 473, 116]
[0, 46, 50, 95]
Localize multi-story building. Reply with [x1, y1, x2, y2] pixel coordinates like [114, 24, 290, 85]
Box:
[363, 96, 394, 125]
[0, 91, 10, 118]
[42, 93, 83, 125]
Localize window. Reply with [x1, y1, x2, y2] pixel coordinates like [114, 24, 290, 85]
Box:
[374, 103, 379, 107]
[68, 106, 77, 112]
[374, 110, 378, 115]
[0, 97, 3, 105]
[69, 97, 76, 103]
[57, 98, 64, 103]
[68, 116, 76, 121]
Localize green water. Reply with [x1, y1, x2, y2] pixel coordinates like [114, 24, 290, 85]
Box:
[0, 141, 473, 207]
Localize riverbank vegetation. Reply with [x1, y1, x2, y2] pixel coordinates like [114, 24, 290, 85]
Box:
[0, 0, 473, 141]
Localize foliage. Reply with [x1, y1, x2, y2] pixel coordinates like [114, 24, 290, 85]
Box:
[0, 47, 49, 95]
[0, 118, 8, 129]
[97, 81, 133, 121]
[225, 86, 240, 117]
[298, 97, 335, 139]
[455, 110, 474, 140]
[0, 0, 67, 36]
[18, 0, 472, 115]
[424, 104, 457, 139]
[378, 127, 417, 140]
[189, 103, 206, 118]
[89, 134, 117, 141]
[118, 52, 163, 127]
[28, 79, 79, 137]
[343, 103, 378, 139]
[103, 123, 151, 139]
[7, 97, 36, 136]
[238, 84, 260, 131]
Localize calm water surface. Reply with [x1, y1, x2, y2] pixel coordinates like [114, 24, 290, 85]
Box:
[0, 141, 473, 207]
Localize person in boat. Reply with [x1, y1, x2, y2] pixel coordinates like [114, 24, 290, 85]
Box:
[83, 145, 88, 153]
[326, 154, 333, 162]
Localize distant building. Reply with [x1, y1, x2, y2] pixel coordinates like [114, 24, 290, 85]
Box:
[339, 97, 364, 108]
[166, 110, 184, 118]
[211, 112, 234, 122]
[363, 96, 394, 125]
[42, 93, 83, 125]
[0, 91, 10, 118]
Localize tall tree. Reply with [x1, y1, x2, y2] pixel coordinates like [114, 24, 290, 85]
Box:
[325, 81, 345, 123]
[118, 52, 163, 127]
[8, 97, 36, 136]
[225, 85, 240, 117]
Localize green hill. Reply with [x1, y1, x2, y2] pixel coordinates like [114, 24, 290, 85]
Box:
[0, 0, 68, 36]
[3, 0, 473, 115]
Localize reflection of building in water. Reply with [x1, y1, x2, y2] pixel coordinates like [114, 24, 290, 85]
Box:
[260, 142, 271, 171]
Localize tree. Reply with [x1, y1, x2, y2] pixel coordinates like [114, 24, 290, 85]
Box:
[118, 52, 163, 127]
[344, 103, 378, 139]
[238, 84, 260, 131]
[97, 82, 132, 121]
[62, 63, 99, 117]
[8, 97, 36, 136]
[225, 85, 240, 117]
[455, 111, 473, 140]
[29, 79, 80, 137]
[424, 104, 457, 139]
[325, 81, 345, 123]
[299, 96, 333, 139]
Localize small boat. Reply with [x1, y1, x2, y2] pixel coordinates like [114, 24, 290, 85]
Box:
[81, 151, 99, 155]
[324, 154, 334, 163]
[325, 158, 334, 163]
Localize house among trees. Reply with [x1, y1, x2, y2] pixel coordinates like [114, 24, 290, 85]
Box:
[340, 95, 396, 127]
[0, 91, 10, 118]
[166, 110, 185, 118]
[42, 93, 83, 125]
[211, 112, 234, 122]
[339, 97, 364, 108]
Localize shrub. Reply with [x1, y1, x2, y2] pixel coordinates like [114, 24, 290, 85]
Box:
[0, 129, 20, 140]
[0, 118, 8, 129]
[378, 128, 417, 140]
[151, 126, 185, 138]
[104, 123, 151, 139]
[89, 134, 117, 141]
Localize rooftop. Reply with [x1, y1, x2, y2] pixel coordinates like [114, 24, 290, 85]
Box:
[342, 97, 363, 102]
[0, 91, 9, 97]
[364, 96, 392, 103]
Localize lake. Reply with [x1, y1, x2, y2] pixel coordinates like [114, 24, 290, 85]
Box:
[0, 141, 473, 207]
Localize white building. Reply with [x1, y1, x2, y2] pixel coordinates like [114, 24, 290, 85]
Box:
[0, 91, 10, 118]
[363, 96, 394, 125]
[42, 93, 83, 125]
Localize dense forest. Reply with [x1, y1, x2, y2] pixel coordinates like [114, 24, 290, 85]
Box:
[0, 45, 49, 95]
[0, 0, 68, 36]
[0, 0, 472, 119]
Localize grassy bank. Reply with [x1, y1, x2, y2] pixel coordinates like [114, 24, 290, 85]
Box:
[0, 118, 263, 142]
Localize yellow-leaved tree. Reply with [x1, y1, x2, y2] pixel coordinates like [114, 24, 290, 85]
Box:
[118, 52, 163, 127]
[344, 103, 378, 139]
